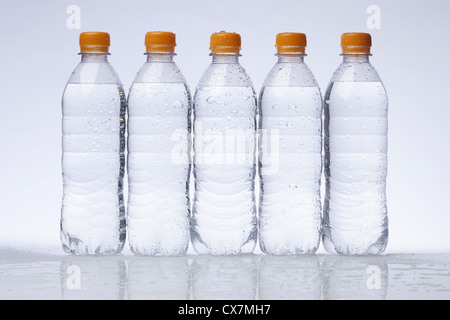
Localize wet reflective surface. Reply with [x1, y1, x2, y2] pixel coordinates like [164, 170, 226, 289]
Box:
[0, 250, 449, 300]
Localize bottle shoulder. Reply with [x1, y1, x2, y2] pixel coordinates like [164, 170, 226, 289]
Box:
[197, 62, 254, 88]
[132, 61, 188, 85]
[262, 62, 319, 88]
[67, 61, 122, 85]
[329, 60, 383, 83]
[325, 61, 388, 103]
[324, 64, 388, 111]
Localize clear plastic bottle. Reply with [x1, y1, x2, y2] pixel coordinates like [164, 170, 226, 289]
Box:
[61, 32, 126, 255]
[323, 33, 389, 255]
[191, 31, 258, 255]
[259, 33, 322, 255]
[127, 32, 191, 256]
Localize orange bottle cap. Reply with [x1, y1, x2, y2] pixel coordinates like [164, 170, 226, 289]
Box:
[210, 31, 241, 54]
[341, 32, 371, 54]
[80, 32, 110, 53]
[276, 33, 307, 54]
[145, 31, 176, 53]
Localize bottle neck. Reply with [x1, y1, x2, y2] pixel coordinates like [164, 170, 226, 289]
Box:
[146, 52, 175, 63]
[80, 52, 109, 62]
[276, 53, 305, 63]
[342, 53, 370, 63]
[211, 53, 240, 64]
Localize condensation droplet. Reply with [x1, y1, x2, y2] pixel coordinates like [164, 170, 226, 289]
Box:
[173, 101, 182, 108]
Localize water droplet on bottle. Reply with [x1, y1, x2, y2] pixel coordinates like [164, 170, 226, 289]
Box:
[206, 96, 215, 104]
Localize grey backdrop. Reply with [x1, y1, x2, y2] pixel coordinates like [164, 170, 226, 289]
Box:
[0, 0, 449, 253]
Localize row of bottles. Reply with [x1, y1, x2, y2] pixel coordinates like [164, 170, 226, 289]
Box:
[61, 31, 388, 256]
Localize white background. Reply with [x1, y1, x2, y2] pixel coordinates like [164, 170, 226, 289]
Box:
[0, 0, 449, 253]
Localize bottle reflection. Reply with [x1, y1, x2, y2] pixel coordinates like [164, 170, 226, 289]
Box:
[321, 255, 388, 300]
[22, 253, 450, 300]
[127, 256, 189, 300]
[189, 255, 258, 300]
[258, 255, 321, 300]
[60, 258, 127, 300]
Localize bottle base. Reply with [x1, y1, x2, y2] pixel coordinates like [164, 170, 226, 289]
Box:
[129, 244, 188, 257]
[61, 234, 125, 256]
[191, 238, 257, 256]
[322, 233, 388, 256]
[259, 243, 319, 256]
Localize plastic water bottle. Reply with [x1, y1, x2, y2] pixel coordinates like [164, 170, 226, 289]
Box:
[127, 32, 191, 256]
[61, 32, 126, 255]
[191, 31, 258, 255]
[323, 33, 389, 255]
[259, 33, 322, 255]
